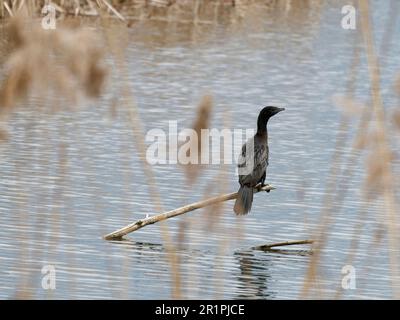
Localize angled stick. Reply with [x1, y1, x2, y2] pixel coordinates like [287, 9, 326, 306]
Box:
[104, 184, 275, 240]
[253, 239, 314, 250]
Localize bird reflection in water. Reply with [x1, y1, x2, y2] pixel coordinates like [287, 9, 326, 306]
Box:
[234, 248, 312, 299]
[234, 250, 274, 299]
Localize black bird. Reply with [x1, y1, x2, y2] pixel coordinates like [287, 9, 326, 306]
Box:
[234, 106, 285, 215]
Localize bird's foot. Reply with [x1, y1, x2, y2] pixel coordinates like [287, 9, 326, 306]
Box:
[257, 183, 271, 192]
[256, 183, 265, 191]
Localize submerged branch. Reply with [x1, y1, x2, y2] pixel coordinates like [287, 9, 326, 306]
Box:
[104, 184, 275, 240]
[253, 240, 315, 250]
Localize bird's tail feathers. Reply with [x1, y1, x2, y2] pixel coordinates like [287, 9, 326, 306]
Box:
[234, 186, 253, 215]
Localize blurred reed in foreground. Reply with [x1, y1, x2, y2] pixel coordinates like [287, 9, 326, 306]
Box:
[182, 94, 213, 183]
[301, 0, 400, 299]
[0, 16, 106, 109]
[0, 15, 107, 141]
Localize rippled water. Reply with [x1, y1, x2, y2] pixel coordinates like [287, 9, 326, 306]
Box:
[1, 0, 400, 299]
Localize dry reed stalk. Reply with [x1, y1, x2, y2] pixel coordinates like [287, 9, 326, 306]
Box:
[96, 15, 184, 298]
[0, 0, 306, 23]
[300, 31, 358, 299]
[101, 0, 125, 21]
[303, 1, 400, 300]
[301, 1, 400, 299]
[394, 110, 400, 130]
[395, 75, 400, 96]
[0, 16, 107, 114]
[210, 107, 233, 299]
[0, 16, 107, 297]
[183, 94, 213, 183]
[300, 108, 354, 298]
[331, 1, 399, 298]
[359, 0, 400, 298]
[3, 1, 13, 16]
[328, 45, 367, 299]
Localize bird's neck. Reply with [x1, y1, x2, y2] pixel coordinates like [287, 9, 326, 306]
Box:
[256, 118, 268, 136]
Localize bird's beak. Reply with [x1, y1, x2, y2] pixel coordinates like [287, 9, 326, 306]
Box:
[274, 107, 285, 114]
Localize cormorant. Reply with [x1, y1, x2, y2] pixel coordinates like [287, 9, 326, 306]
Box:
[234, 106, 284, 215]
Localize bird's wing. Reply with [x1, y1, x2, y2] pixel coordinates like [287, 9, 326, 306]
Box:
[253, 142, 268, 171]
[237, 138, 268, 186]
[237, 142, 247, 168]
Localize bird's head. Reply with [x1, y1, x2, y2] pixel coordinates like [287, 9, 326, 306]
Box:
[259, 106, 285, 121]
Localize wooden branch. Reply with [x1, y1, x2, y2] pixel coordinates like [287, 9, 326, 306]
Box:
[104, 184, 275, 240]
[253, 239, 314, 250]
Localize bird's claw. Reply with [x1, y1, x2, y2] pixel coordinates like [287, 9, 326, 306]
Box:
[258, 183, 271, 192]
[256, 183, 267, 191]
